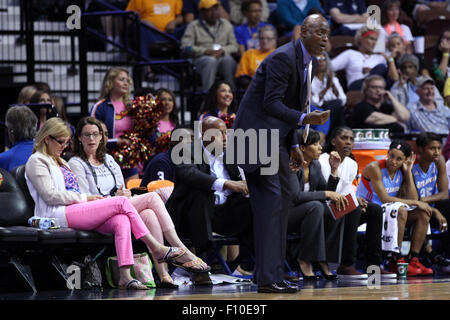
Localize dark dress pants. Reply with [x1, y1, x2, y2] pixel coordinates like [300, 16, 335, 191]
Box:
[287, 200, 327, 262]
[245, 143, 291, 286]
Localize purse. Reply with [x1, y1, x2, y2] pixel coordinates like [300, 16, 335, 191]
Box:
[71, 248, 105, 290]
[105, 252, 156, 288]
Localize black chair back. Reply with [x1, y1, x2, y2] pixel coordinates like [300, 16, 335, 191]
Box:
[11, 165, 35, 216]
[0, 167, 33, 226]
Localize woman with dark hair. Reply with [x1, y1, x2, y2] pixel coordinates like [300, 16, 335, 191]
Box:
[320, 126, 396, 279]
[356, 140, 434, 277]
[29, 90, 53, 129]
[155, 88, 179, 134]
[198, 80, 237, 128]
[288, 128, 352, 281]
[431, 28, 450, 91]
[380, 0, 413, 54]
[69, 117, 210, 288]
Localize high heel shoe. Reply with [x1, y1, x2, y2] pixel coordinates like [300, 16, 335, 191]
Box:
[298, 262, 320, 281]
[315, 262, 338, 281]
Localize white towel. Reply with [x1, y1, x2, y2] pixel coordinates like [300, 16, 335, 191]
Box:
[381, 202, 415, 253]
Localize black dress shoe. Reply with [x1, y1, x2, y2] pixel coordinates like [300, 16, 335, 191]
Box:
[257, 282, 298, 293]
[278, 280, 300, 290]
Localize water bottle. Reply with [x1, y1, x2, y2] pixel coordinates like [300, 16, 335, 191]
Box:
[28, 217, 60, 230]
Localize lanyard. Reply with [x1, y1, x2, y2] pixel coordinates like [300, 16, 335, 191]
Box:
[199, 18, 222, 42]
[85, 160, 117, 196]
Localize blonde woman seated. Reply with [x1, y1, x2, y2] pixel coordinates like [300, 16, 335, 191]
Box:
[68, 117, 210, 288]
[25, 118, 187, 290]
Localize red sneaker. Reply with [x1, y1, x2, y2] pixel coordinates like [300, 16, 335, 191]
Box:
[409, 257, 433, 276]
[388, 257, 406, 274]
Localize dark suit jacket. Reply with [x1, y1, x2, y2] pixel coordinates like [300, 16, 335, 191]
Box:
[231, 39, 317, 172]
[165, 142, 244, 251]
[289, 160, 339, 207]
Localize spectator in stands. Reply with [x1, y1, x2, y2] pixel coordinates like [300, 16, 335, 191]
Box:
[17, 85, 37, 104]
[324, 0, 367, 36]
[229, 0, 269, 25]
[140, 126, 194, 185]
[356, 141, 434, 277]
[29, 90, 53, 129]
[380, 0, 414, 54]
[234, 0, 271, 56]
[25, 117, 188, 290]
[69, 117, 209, 288]
[406, 76, 450, 136]
[126, 0, 184, 35]
[390, 55, 444, 108]
[183, 0, 231, 24]
[276, 0, 323, 31]
[235, 25, 277, 89]
[311, 52, 346, 138]
[91, 67, 139, 182]
[165, 117, 254, 270]
[413, 132, 450, 273]
[33, 82, 51, 94]
[319, 126, 396, 279]
[347, 75, 410, 134]
[181, 0, 239, 92]
[126, 0, 184, 80]
[383, 33, 406, 84]
[432, 28, 450, 91]
[0, 106, 37, 172]
[287, 128, 345, 281]
[156, 88, 179, 135]
[198, 80, 237, 128]
[331, 26, 388, 91]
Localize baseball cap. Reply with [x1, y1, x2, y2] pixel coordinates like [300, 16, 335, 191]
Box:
[199, 0, 219, 9]
[416, 76, 435, 87]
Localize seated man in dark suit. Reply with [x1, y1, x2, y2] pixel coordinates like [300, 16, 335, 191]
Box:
[165, 116, 254, 270]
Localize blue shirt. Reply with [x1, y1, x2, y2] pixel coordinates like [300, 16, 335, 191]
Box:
[234, 22, 271, 51]
[324, 0, 367, 34]
[276, 0, 323, 29]
[356, 159, 403, 205]
[413, 162, 438, 206]
[0, 140, 34, 172]
[140, 150, 175, 187]
[406, 100, 450, 135]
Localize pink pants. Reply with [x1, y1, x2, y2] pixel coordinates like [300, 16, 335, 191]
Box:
[66, 196, 149, 267]
[129, 192, 175, 245]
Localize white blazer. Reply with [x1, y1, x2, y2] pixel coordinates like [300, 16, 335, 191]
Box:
[25, 151, 87, 227]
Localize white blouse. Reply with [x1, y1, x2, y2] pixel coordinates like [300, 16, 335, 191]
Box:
[331, 49, 387, 87]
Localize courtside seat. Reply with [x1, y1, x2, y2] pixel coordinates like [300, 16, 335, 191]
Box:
[0, 226, 38, 242]
[10, 165, 78, 244]
[76, 230, 114, 244]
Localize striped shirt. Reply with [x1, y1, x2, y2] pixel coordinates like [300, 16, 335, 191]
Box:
[406, 100, 450, 135]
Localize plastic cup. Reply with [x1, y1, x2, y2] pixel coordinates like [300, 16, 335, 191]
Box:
[397, 262, 408, 279]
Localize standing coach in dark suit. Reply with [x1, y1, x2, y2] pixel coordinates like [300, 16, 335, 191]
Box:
[229, 14, 331, 293]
